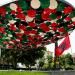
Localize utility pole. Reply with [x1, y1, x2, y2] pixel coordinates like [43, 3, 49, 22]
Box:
[54, 42, 57, 70]
[0, 48, 1, 58]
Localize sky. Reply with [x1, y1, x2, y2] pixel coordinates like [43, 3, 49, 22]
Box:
[0, 0, 75, 55]
[0, 0, 16, 6]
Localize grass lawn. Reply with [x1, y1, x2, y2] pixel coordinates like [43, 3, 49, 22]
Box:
[0, 71, 49, 75]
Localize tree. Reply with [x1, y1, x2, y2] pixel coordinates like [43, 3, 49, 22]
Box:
[47, 55, 54, 69]
[39, 59, 44, 69]
[64, 53, 74, 70]
[65, 53, 73, 65]
[59, 53, 74, 70]
[1, 48, 20, 68]
[1, 46, 46, 68]
[59, 55, 65, 69]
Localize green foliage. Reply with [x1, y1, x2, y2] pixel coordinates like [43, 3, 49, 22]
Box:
[43, 63, 49, 69]
[47, 55, 53, 63]
[65, 53, 73, 65]
[59, 53, 74, 69]
[47, 55, 54, 69]
[1, 47, 46, 68]
[39, 53, 74, 70]
[39, 60, 44, 68]
[18, 47, 46, 66]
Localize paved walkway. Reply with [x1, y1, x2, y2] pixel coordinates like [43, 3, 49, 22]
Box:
[31, 70, 75, 75]
[49, 70, 75, 75]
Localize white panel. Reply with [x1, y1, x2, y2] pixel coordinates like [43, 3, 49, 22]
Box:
[0, 0, 17, 6]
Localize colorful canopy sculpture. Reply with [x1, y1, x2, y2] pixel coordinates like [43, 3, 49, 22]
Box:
[0, 0, 75, 49]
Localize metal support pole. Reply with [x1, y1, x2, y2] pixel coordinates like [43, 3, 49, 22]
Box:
[0, 48, 1, 58]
